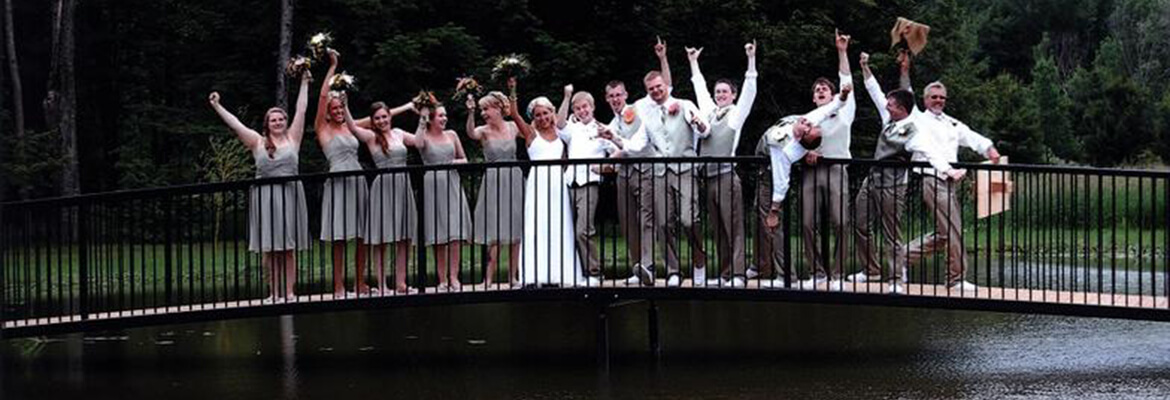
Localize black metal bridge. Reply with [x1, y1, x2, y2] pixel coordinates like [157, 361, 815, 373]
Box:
[3, 157, 1169, 339]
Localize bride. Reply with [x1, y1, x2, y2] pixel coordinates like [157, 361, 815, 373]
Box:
[506, 78, 581, 287]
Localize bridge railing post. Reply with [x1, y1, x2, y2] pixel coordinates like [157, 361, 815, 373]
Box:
[78, 203, 90, 320]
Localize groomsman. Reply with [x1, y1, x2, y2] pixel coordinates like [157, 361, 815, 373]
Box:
[890, 53, 1001, 292]
[855, 53, 961, 294]
[756, 86, 852, 287]
[795, 30, 857, 289]
[602, 37, 673, 286]
[626, 69, 710, 287]
[687, 41, 758, 287]
[557, 84, 619, 287]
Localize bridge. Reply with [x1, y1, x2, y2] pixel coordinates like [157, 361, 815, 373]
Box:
[3, 157, 1169, 341]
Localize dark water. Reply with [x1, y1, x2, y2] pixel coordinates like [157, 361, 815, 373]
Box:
[4, 301, 1170, 399]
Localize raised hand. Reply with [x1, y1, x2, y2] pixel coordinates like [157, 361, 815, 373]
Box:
[655, 35, 667, 58]
[839, 83, 853, 101]
[507, 77, 518, 98]
[745, 40, 756, 58]
[835, 29, 850, 52]
[859, 52, 870, 69]
[208, 92, 220, 106]
[328, 49, 339, 66]
[563, 84, 574, 98]
[686, 46, 703, 63]
[897, 50, 911, 72]
[465, 94, 476, 110]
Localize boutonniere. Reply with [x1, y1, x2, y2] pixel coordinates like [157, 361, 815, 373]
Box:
[622, 106, 637, 124]
[667, 102, 680, 116]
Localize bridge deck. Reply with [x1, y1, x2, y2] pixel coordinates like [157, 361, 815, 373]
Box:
[5, 279, 1167, 331]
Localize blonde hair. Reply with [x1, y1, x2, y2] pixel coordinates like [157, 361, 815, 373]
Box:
[526, 96, 555, 119]
[477, 91, 511, 116]
[571, 91, 594, 107]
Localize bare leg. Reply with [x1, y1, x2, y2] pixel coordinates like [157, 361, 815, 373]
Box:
[355, 240, 370, 294]
[509, 243, 520, 286]
[435, 244, 449, 288]
[283, 251, 298, 299]
[373, 244, 388, 292]
[449, 241, 463, 290]
[394, 241, 411, 292]
[332, 241, 346, 296]
[484, 243, 500, 286]
[262, 252, 275, 300]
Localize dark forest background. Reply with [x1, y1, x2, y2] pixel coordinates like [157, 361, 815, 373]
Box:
[1, 0, 1168, 200]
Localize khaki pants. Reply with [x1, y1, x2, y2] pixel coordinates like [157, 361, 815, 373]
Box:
[618, 167, 654, 272]
[754, 170, 787, 279]
[570, 184, 601, 276]
[908, 175, 966, 285]
[654, 169, 707, 276]
[801, 164, 850, 278]
[704, 172, 746, 279]
[853, 176, 907, 282]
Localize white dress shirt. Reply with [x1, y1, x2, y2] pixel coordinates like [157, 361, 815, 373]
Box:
[863, 75, 954, 175]
[560, 117, 618, 186]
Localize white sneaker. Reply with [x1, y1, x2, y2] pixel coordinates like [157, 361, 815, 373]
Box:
[798, 276, 827, 290]
[625, 275, 642, 285]
[765, 277, 786, 289]
[731, 277, 747, 288]
[745, 267, 760, 279]
[693, 268, 707, 286]
[667, 275, 681, 287]
[827, 279, 845, 292]
[846, 271, 879, 283]
[888, 282, 906, 294]
[949, 281, 978, 292]
[586, 276, 602, 287]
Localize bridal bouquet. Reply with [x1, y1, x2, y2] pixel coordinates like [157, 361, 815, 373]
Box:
[308, 32, 334, 61]
[491, 54, 531, 81]
[329, 72, 357, 93]
[285, 55, 312, 78]
[412, 90, 440, 111]
[452, 76, 483, 101]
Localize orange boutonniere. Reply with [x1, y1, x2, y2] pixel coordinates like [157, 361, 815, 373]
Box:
[622, 106, 637, 124]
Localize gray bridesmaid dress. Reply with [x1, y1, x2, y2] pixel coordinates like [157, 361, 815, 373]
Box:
[319, 134, 369, 241]
[248, 144, 311, 252]
[421, 136, 473, 245]
[364, 138, 417, 244]
[472, 130, 525, 245]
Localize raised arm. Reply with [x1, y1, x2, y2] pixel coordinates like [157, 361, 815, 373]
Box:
[834, 32, 857, 123]
[208, 92, 263, 150]
[655, 36, 672, 88]
[314, 50, 339, 132]
[730, 41, 759, 132]
[465, 94, 484, 141]
[286, 71, 313, 145]
[687, 47, 715, 116]
[342, 94, 377, 144]
[506, 78, 536, 146]
[412, 109, 430, 151]
[556, 84, 572, 130]
[860, 52, 891, 125]
[898, 50, 912, 91]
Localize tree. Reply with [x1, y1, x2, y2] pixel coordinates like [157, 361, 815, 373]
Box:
[275, 0, 293, 110]
[3, 0, 22, 139]
[45, 0, 78, 195]
[1030, 36, 1078, 162]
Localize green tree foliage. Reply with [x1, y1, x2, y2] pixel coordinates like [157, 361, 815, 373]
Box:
[3, 0, 1169, 198]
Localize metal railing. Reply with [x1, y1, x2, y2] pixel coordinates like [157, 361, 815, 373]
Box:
[2, 156, 1169, 334]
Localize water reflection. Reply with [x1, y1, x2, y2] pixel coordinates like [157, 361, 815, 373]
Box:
[4, 302, 1170, 399]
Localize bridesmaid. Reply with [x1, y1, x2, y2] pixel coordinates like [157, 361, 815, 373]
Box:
[315, 50, 370, 297]
[416, 102, 473, 291]
[208, 70, 312, 301]
[465, 92, 524, 288]
[344, 100, 420, 294]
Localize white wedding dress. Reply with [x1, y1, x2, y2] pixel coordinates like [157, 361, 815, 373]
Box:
[520, 133, 581, 286]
